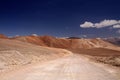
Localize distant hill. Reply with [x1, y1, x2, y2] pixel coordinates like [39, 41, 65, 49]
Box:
[67, 37, 81, 39]
[0, 34, 120, 69]
[0, 38, 71, 70]
[12, 35, 117, 49]
[104, 37, 120, 46]
[0, 34, 8, 39]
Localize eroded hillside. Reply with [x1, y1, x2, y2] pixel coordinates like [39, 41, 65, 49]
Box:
[12, 35, 120, 67]
[13, 35, 117, 49]
[0, 38, 72, 70]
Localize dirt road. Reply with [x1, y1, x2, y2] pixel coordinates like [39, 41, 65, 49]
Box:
[1, 54, 118, 80]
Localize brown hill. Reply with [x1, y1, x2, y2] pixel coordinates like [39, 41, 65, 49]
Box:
[13, 35, 117, 49]
[1, 35, 120, 68]
[70, 48, 120, 56]
[104, 37, 120, 46]
[0, 34, 8, 39]
[12, 35, 120, 58]
[13, 35, 71, 48]
[0, 38, 71, 70]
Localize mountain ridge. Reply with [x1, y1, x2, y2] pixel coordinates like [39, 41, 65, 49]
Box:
[11, 35, 117, 49]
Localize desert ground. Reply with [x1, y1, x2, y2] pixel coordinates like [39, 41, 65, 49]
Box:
[0, 54, 119, 80]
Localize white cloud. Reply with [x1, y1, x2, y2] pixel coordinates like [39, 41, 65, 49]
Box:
[94, 20, 118, 28]
[80, 19, 120, 28]
[80, 21, 94, 28]
[113, 25, 120, 28]
[31, 34, 38, 36]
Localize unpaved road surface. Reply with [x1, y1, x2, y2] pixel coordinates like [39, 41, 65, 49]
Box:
[0, 54, 118, 80]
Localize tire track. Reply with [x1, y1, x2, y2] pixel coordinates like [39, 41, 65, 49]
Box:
[1, 54, 119, 80]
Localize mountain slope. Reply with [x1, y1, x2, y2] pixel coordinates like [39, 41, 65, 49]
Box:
[13, 35, 117, 49]
[11, 35, 120, 58]
[104, 37, 120, 46]
[0, 38, 71, 70]
[0, 34, 8, 39]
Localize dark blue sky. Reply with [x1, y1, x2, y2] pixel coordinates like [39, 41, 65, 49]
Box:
[0, 0, 120, 38]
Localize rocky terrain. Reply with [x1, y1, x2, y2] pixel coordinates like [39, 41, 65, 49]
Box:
[0, 34, 120, 80]
[0, 36, 71, 71]
[1, 54, 119, 80]
[10, 35, 120, 67]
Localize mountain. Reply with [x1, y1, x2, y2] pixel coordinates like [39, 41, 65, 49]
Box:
[12, 35, 116, 49]
[0, 34, 120, 70]
[104, 37, 120, 46]
[10, 35, 120, 57]
[0, 34, 8, 39]
[0, 38, 71, 70]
